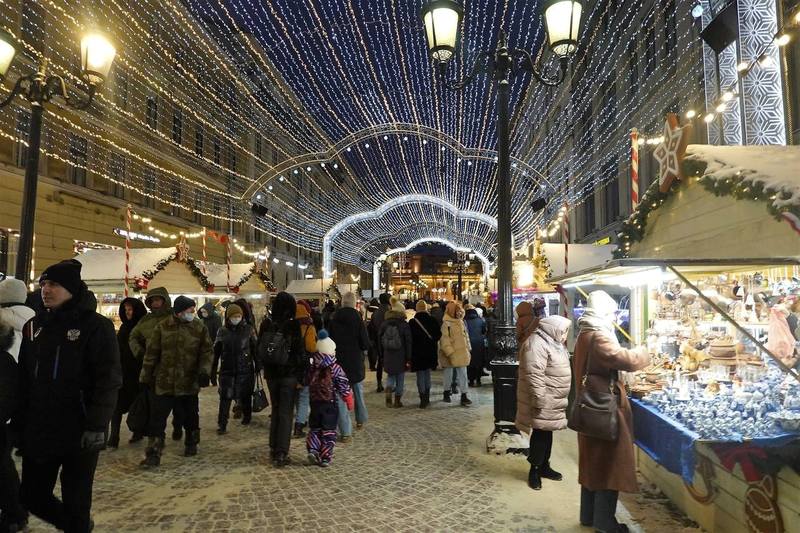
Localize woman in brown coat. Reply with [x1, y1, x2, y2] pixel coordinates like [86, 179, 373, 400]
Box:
[515, 315, 572, 491]
[574, 291, 650, 533]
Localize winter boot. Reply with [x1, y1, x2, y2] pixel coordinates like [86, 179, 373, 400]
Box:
[140, 437, 164, 468]
[232, 404, 243, 420]
[528, 465, 542, 490]
[184, 429, 200, 457]
[443, 391, 452, 403]
[475, 378, 482, 387]
[129, 432, 144, 444]
[171, 426, 183, 441]
[385, 387, 394, 407]
[293, 422, 307, 438]
[393, 395, 403, 408]
[217, 425, 227, 435]
[376, 382, 384, 393]
[540, 463, 563, 481]
[460, 393, 472, 407]
[419, 392, 430, 409]
[107, 425, 120, 449]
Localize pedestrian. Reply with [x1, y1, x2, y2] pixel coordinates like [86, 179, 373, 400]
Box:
[515, 314, 573, 490]
[305, 330, 353, 467]
[258, 292, 311, 467]
[378, 297, 412, 408]
[574, 291, 650, 532]
[409, 300, 441, 408]
[369, 293, 391, 392]
[0, 278, 35, 361]
[464, 304, 487, 387]
[108, 297, 148, 449]
[198, 302, 222, 342]
[328, 291, 369, 438]
[292, 300, 317, 438]
[212, 304, 258, 434]
[129, 287, 185, 442]
[439, 301, 472, 406]
[16, 260, 121, 533]
[429, 302, 444, 325]
[365, 298, 380, 371]
[0, 321, 27, 533]
[139, 296, 213, 467]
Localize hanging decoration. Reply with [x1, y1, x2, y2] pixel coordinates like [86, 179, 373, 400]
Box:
[653, 113, 691, 193]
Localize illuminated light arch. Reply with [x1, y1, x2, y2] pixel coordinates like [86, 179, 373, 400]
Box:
[243, 122, 553, 200]
[322, 194, 498, 274]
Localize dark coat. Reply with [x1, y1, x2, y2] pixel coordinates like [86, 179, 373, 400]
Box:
[378, 310, 412, 376]
[368, 304, 390, 344]
[259, 319, 308, 382]
[200, 302, 223, 342]
[409, 311, 442, 372]
[15, 287, 122, 458]
[213, 321, 257, 400]
[0, 350, 17, 424]
[464, 309, 487, 369]
[430, 306, 444, 326]
[328, 306, 369, 384]
[116, 297, 147, 413]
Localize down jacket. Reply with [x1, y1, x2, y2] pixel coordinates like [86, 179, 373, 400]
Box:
[439, 313, 471, 368]
[213, 320, 257, 400]
[515, 316, 573, 433]
[140, 314, 214, 396]
[0, 304, 35, 362]
[379, 310, 412, 375]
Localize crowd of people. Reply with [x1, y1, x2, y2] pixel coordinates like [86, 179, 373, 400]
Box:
[0, 257, 647, 533]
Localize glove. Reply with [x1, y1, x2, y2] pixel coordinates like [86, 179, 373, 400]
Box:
[343, 393, 354, 412]
[210, 372, 218, 387]
[81, 430, 107, 452]
[198, 373, 211, 388]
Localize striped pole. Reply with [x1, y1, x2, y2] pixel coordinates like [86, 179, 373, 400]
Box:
[561, 205, 570, 317]
[201, 227, 207, 276]
[124, 204, 131, 297]
[226, 235, 232, 292]
[631, 128, 640, 210]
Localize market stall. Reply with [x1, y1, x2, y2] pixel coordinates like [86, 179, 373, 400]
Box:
[285, 278, 334, 307]
[550, 143, 800, 533]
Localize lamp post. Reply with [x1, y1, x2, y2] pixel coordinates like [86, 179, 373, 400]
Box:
[421, 0, 582, 450]
[447, 250, 472, 302]
[0, 30, 116, 281]
[377, 253, 392, 293]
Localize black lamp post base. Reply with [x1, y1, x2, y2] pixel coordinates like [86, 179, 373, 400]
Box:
[486, 324, 528, 455]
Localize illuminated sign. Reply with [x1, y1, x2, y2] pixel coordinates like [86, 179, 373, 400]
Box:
[114, 228, 161, 243]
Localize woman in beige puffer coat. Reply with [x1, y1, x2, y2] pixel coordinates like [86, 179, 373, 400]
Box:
[515, 315, 572, 491]
[438, 301, 472, 406]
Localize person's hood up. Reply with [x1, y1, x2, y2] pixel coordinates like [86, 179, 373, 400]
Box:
[144, 287, 171, 309]
[200, 302, 216, 317]
[118, 297, 147, 327]
[445, 301, 463, 319]
[578, 290, 618, 336]
[537, 316, 572, 344]
[516, 301, 538, 344]
[271, 291, 296, 323]
[385, 309, 407, 321]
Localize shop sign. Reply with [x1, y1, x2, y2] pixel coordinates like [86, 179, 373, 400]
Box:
[594, 236, 611, 246]
[114, 228, 161, 243]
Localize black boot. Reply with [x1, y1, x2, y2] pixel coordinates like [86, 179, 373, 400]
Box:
[107, 425, 120, 449]
[460, 393, 472, 406]
[293, 422, 306, 438]
[443, 391, 452, 403]
[172, 426, 183, 441]
[540, 463, 563, 481]
[376, 382, 384, 393]
[129, 432, 144, 444]
[419, 392, 430, 409]
[528, 464, 542, 490]
[140, 437, 164, 468]
[217, 425, 227, 435]
[184, 429, 200, 457]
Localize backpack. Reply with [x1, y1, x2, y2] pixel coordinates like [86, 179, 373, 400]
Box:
[309, 365, 334, 402]
[381, 323, 403, 351]
[258, 328, 290, 366]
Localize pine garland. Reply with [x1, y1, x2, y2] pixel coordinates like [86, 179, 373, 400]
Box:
[133, 252, 178, 292]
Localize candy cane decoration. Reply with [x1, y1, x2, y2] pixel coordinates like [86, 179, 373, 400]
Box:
[201, 227, 207, 276]
[631, 128, 640, 210]
[226, 234, 232, 292]
[562, 205, 570, 317]
[124, 204, 131, 297]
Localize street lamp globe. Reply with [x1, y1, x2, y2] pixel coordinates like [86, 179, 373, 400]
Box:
[80, 32, 117, 85]
[543, 0, 584, 57]
[0, 30, 17, 80]
[447, 259, 454, 268]
[420, 0, 463, 64]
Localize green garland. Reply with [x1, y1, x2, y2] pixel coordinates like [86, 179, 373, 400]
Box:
[134, 252, 177, 292]
[614, 157, 800, 258]
[184, 257, 215, 292]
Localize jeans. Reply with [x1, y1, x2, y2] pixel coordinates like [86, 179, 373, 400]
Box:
[443, 367, 467, 393]
[527, 429, 553, 466]
[147, 395, 199, 439]
[20, 451, 99, 533]
[337, 381, 368, 436]
[580, 486, 620, 532]
[386, 373, 405, 396]
[416, 369, 432, 394]
[295, 386, 310, 425]
[267, 376, 298, 454]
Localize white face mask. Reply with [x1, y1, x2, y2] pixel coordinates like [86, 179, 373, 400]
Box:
[180, 312, 195, 323]
[229, 317, 242, 326]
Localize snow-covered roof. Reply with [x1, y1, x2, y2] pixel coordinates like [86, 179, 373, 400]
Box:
[543, 243, 615, 276]
[335, 283, 360, 296]
[286, 278, 333, 297]
[202, 262, 255, 287]
[75, 247, 176, 281]
[685, 145, 800, 209]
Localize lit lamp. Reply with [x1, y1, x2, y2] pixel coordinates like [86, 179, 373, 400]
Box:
[0, 28, 116, 282]
[543, 0, 584, 57]
[420, 0, 463, 64]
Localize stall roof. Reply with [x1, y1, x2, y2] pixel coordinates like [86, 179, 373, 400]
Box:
[202, 262, 256, 288]
[549, 257, 800, 286]
[75, 247, 176, 281]
[285, 278, 333, 297]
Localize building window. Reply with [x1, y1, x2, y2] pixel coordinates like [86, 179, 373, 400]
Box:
[109, 153, 126, 199]
[193, 191, 202, 224]
[663, 0, 677, 61]
[604, 159, 620, 225]
[627, 42, 638, 99]
[583, 193, 596, 237]
[194, 125, 204, 156]
[68, 135, 88, 187]
[271, 145, 279, 165]
[170, 183, 181, 216]
[213, 136, 221, 165]
[143, 170, 156, 208]
[255, 134, 262, 160]
[146, 96, 158, 130]
[172, 108, 183, 145]
[228, 145, 237, 172]
[21, 1, 45, 59]
[114, 67, 128, 110]
[14, 109, 30, 168]
[212, 198, 222, 231]
[645, 25, 656, 76]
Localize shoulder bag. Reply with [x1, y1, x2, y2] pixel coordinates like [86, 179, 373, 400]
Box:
[567, 338, 619, 441]
[413, 317, 433, 340]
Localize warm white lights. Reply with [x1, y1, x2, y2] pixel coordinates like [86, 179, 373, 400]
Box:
[80, 32, 116, 85]
[685, 109, 697, 119]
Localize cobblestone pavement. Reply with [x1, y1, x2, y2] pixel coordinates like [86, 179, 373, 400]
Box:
[23, 373, 700, 532]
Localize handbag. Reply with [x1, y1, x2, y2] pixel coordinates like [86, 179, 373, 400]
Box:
[567, 340, 619, 441]
[126, 389, 150, 434]
[251, 372, 269, 413]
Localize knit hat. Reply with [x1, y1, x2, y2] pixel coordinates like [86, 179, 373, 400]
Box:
[39, 260, 83, 296]
[416, 300, 428, 312]
[226, 303, 243, 319]
[173, 295, 196, 315]
[316, 329, 336, 355]
[341, 291, 356, 309]
[390, 296, 405, 314]
[0, 278, 28, 305]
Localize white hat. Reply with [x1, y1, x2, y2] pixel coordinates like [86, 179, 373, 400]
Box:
[0, 278, 28, 305]
[316, 329, 336, 355]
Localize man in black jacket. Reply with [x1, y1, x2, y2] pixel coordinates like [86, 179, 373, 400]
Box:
[368, 293, 391, 392]
[15, 260, 122, 533]
[0, 321, 26, 532]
